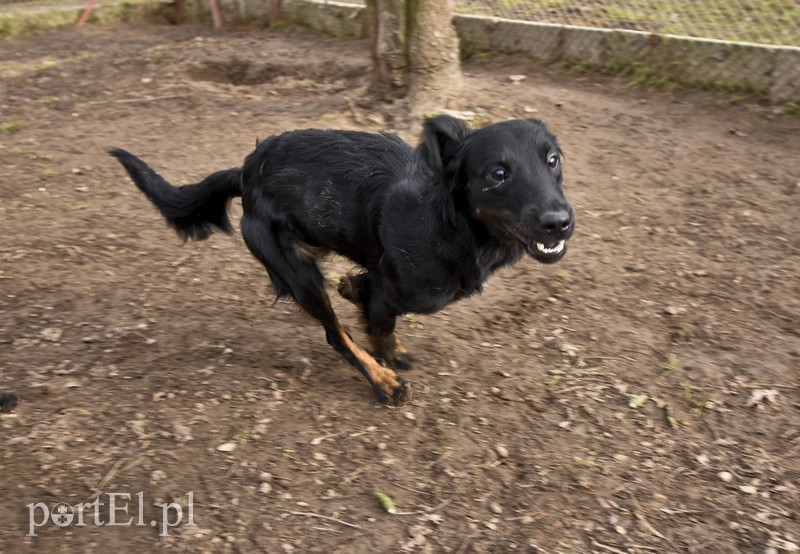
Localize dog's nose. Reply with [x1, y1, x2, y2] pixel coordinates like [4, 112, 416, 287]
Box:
[539, 210, 573, 239]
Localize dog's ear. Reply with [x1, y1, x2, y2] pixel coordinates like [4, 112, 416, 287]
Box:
[418, 115, 471, 172]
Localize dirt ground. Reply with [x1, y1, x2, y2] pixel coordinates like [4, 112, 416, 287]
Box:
[0, 22, 798, 554]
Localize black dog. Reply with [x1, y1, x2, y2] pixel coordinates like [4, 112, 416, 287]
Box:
[110, 116, 574, 406]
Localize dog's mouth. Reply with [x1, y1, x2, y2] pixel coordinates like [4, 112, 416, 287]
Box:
[531, 240, 566, 256]
[525, 239, 567, 263]
[495, 222, 568, 264]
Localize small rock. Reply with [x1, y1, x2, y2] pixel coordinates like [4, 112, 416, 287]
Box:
[64, 381, 81, 388]
[173, 424, 193, 442]
[41, 327, 63, 342]
[784, 542, 799, 552]
[739, 485, 758, 494]
[310, 436, 324, 445]
[747, 389, 779, 408]
[508, 74, 527, 83]
[483, 521, 498, 531]
[151, 470, 166, 483]
[404, 412, 416, 421]
[216, 442, 237, 452]
[489, 502, 503, 515]
[75, 186, 89, 193]
[615, 525, 627, 535]
[696, 454, 710, 465]
[495, 445, 509, 459]
[152, 391, 166, 402]
[560, 343, 579, 357]
[718, 471, 733, 482]
[259, 472, 272, 482]
[664, 306, 679, 316]
[259, 482, 272, 494]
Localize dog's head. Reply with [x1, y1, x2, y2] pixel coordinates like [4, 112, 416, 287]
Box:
[420, 115, 575, 264]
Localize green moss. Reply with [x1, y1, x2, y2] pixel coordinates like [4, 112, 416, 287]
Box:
[0, 122, 22, 134]
[268, 20, 291, 31]
[0, 0, 172, 38]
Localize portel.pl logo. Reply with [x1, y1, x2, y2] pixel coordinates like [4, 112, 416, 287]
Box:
[27, 492, 194, 537]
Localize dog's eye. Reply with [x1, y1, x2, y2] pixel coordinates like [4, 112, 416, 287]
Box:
[489, 168, 508, 183]
[548, 153, 559, 170]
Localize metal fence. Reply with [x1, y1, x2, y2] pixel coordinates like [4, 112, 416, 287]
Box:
[455, 0, 799, 48]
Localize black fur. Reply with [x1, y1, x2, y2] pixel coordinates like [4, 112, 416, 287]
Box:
[109, 149, 241, 241]
[110, 116, 575, 404]
[0, 392, 18, 413]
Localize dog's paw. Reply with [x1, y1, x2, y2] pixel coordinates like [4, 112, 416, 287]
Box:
[372, 376, 412, 407]
[389, 376, 412, 406]
[381, 350, 415, 370]
[0, 392, 19, 413]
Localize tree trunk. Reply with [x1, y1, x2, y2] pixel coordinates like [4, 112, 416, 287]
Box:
[367, 0, 462, 114]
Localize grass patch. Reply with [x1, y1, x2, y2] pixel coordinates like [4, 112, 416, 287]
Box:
[0, 122, 22, 134]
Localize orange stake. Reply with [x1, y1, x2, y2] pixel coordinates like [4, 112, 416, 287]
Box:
[76, 0, 97, 27]
[210, 0, 222, 28]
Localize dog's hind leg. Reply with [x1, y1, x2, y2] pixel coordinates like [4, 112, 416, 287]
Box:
[241, 216, 411, 406]
[338, 274, 415, 370]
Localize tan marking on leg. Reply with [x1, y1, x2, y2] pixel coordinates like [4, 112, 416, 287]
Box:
[368, 332, 412, 369]
[393, 335, 409, 355]
[337, 324, 411, 405]
[294, 241, 327, 263]
[337, 274, 361, 307]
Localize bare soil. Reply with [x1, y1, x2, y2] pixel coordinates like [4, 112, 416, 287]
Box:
[0, 22, 799, 554]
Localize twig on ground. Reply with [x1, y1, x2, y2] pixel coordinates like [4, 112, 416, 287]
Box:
[629, 493, 676, 549]
[288, 511, 361, 529]
[394, 498, 454, 516]
[90, 455, 145, 500]
[591, 540, 628, 554]
[342, 466, 367, 484]
[87, 94, 189, 105]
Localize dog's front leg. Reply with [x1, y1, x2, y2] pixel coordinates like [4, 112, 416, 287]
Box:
[242, 215, 411, 406]
[338, 274, 415, 370]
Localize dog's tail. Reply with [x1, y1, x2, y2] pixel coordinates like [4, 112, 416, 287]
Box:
[109, 148, 242, 241]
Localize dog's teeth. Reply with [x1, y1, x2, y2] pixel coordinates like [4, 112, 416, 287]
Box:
[535, 240, 565, 254]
